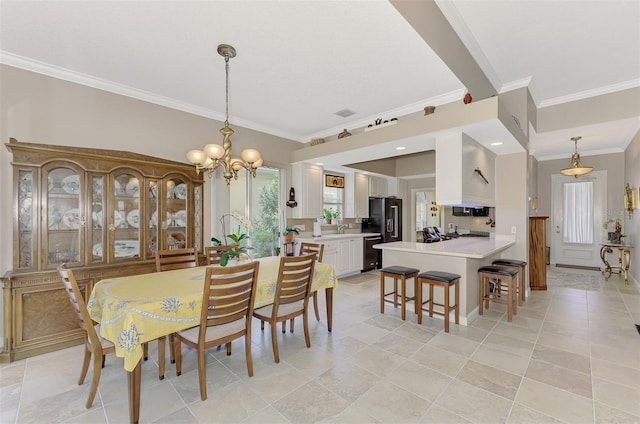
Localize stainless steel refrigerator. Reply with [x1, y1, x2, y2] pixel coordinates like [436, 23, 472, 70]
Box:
[368, 197, 402, 243]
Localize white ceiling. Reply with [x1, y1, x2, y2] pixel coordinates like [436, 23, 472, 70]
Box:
[1, 0, 639, 165]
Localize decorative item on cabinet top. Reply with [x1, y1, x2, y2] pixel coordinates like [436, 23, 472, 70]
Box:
[424, 106, 436, 115]
[310, 138, 325, 146]
[337, 129, 352, 139]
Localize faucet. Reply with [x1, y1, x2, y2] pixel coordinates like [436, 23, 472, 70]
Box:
[337, 224, 348, 234]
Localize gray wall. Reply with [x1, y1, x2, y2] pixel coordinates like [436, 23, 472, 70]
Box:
[624, 130, 640, 285]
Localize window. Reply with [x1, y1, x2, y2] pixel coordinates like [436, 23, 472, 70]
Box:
[562, 181, 594, 244]
[323, 180, 343, 220]
[230, 167, 282, 258]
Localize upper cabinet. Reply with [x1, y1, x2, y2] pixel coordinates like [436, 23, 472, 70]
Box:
[9, 139, 205, 272]
[344, 172, 369, 218]
[369, 175, 388, 197]
[435, 133, 495, 207]
[291, 162, 323, 219]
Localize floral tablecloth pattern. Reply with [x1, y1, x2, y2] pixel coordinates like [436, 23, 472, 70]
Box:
[88, 256, 337, 371]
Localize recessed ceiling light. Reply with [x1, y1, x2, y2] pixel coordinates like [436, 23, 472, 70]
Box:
[315, 162, 323, 166]
[395, 146, 406, 151]
[490, 142, 503, 146]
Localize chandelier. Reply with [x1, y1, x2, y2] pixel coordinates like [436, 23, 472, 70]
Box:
[560, 136, 592, 177]
[187, 44, 262, 185]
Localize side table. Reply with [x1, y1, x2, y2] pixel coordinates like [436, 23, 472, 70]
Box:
[600, 243, 633, 285]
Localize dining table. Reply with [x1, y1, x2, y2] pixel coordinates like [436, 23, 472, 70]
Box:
[87, 256, 337, 424]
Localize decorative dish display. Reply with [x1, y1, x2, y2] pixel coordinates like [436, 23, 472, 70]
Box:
[62, 208, 81, 229]
[125, 179, 140, 197]
[150, 183, 158, 199]
[173, 210, 187, 227]
[92, 210, 103, 228]
[114, 180, 123, 196]
[127, 209, 140, 228]
[48, 207, 63, 229]
[92, 243, 103, 257]
[114, 240, 140, 258]
[114, 210, 125, 228]
[174, 183, 187, 200]
[62, 175, 80, 195]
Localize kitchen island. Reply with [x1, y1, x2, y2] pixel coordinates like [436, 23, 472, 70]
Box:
[375, 237, 515, 325]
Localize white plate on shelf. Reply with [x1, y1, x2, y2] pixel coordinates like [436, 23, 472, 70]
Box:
[114, 240, 139, 258]
[48, 207, 63, 229]
[174, 184, 187, 199]
[125, 179, 140, 197]
[62, 175, 80, 194]
[173, 210, 187, 227]
[150, 211, 172, 228]
[114, 180, 123, 196]
[62, 208, 81, 229]
[127, 209, 140, 228]
[92, 243, 103, 257]
[114, 210, 125, 228]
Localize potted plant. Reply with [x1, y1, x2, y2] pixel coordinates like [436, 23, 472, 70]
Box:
[282, 225, 299, 243]
[323, 208, 334, 224]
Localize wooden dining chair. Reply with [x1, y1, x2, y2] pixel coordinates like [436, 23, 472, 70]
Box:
[152, 247, 199, 378]
[173, 261, 259, 400]
[253, 255, 316, 363]
[155, 247, 199, 271]
[205, 244, 238, 265]
[299, 242, 324, 322]
[58, 263, 116, 409]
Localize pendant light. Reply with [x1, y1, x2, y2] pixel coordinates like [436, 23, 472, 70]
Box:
[560, 136, 592, 177]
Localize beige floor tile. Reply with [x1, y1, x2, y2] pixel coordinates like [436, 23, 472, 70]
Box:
[471, 344, 531, 376]
[409, 345, 468, 377]
[525, 358, 592, 398]
[591, 357, 640, 389]
[326, 335, 368, 357]
[274, 380, 349, 423]
[591, 341, 640, 370]
[61, 406, 108, 424]
[314, 360, 380, 403]
[386, 360, 452, 401]
[189, 381, 268, 423]
[330, 404, 382, 423]
[515, 378, 594, 423]
[419, 404, 472, 423]
[536, 331, 590, 356]
[17, 384, 100, 424]
[456, 360, 522, 400]
[592, 377, 640, 417]
[365, 313, 408, 331]
[446, 322, 490, 342]
[0, 383, 21, 424]
[168, 359, 240, 404]
[507, 403, 564, 423]
[482, 333, 534, 358]
[502, 314, 544, 331]
[372, 332, 425, 358]
[103, 381, 185, 424]
[355, 380, 431, 424]
[491, 321, 540, 343]
[541, 320, 589, 339]
[594, 401, 640, 424]
[428, 332, 480, 357]
[244, 362, 309, 404]
[345, 322, 390, 344]
[393, 322, 439, 343]
[531, 344, 591, 375]
[347, 345, 407, 378]
[468, 317, 499, 331]
[434, 379, 513, 423]
[151, 407, 199, 424]
[0, 361, 25, 388]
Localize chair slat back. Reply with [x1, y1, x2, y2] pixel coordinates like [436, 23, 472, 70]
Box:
[57, 264, 100, 346]
[201, 262, 259, 329]
[273, 255, 316, 308]
[299, 242, 324, 262]
[156, 247, 198, 272]
[205, 245, 238, 265]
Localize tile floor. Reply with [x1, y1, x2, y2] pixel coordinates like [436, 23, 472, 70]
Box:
[1, 267, 639, 423]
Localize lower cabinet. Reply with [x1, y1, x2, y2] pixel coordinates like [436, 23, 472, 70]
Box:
[297, 236, 363, 278]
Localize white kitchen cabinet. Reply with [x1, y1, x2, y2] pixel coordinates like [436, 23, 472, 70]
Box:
[344, 172, 369, 218]
[320, 240, 338, 271]
[337, 238, 363, 276]
[369, 176, 388, 197]
[291, 162, 323, 218]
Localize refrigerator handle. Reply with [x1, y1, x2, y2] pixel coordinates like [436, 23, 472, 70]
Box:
[391, 205, 398, 238]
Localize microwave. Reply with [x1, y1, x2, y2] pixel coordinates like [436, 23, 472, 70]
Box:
[452, 206, 490, 217]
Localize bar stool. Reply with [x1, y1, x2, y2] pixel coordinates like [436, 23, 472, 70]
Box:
[416, 271, 460, 332]
[380, 266, 419, 320]
[478, 266, 519, 322]
[492, 259, 527, 305]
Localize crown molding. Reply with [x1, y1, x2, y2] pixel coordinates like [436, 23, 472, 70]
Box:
[539, 79, 640, 108]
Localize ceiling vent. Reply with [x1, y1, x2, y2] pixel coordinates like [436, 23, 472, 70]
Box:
[334, 109, 356, 118]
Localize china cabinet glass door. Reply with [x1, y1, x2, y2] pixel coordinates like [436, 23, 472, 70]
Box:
[89, 174, 106, 263]
[111, 171, 142, 260]
[164, 177, 188, 250]
[17, 168, 35, 269]
[43, 165, 84, 267]
[147, 179, 159, 258]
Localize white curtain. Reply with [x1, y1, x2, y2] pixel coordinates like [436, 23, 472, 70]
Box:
[563, 181, 594, 244]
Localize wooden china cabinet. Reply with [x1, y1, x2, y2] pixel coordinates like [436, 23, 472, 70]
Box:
[2, 138, 204, 362]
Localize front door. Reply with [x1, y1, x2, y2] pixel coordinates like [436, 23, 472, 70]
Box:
[551, 171, 606, 267]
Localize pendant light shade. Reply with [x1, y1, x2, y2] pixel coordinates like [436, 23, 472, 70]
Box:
[560, 136, 592, 177]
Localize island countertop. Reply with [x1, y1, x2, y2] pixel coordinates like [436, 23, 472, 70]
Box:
[374, 237, 515, 259]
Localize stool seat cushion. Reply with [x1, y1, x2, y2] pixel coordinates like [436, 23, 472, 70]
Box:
[478, 266, 519, 277]
[492, 259, 527, 267]
[380, 266, 419, 276]
[418, 271, 461, 283]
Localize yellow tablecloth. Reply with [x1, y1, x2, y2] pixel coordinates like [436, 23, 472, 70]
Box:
[88, 256, 337, 371]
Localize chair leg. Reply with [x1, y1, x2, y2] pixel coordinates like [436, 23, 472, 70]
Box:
[143, 342, 149, 361]
[169, 333, 176, 363]
[78, 342, 91, 385]
[281, 321, 286, 334]
[226, 342, 231, 356]
[303, 310, 311, 349]
[197, 347, 207, 401]
[260, 320, 265, 331]
[86, 348, 103, 408]
[174, 337, 182, 377]
[245, 330, 254, 377]
[157, 337, 166, 380]
[312, 292, 320, 321]
[290, 318, 295, 333]
[271, 321, 280, 363]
